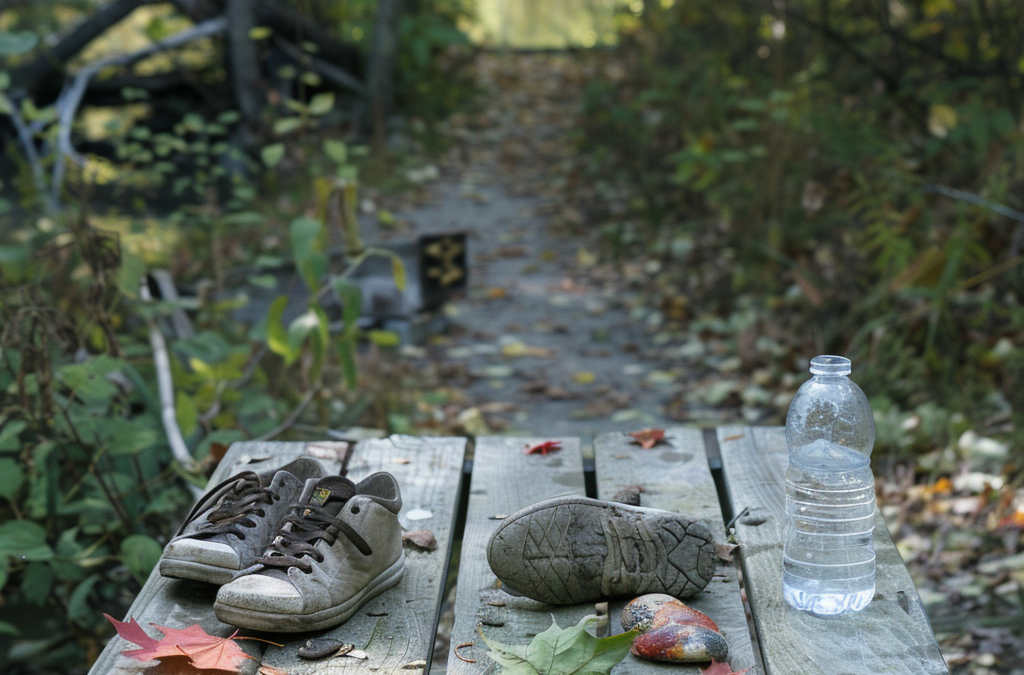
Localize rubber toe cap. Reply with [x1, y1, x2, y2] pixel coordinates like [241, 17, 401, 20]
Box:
[163, 539, 241, 570]
[217, 574, 304, 614]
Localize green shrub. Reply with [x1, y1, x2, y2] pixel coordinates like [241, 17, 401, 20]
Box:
[581, 0, 1024, 468]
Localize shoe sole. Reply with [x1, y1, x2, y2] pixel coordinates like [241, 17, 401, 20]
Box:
[212, 554, 406, 632]
[160, 558, 238, 586]
[487, 495, 716, 604]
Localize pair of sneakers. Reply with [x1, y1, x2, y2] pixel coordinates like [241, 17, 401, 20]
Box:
[159, 457, 405, 632]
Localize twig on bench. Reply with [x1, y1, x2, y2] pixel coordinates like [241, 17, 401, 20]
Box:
[726, 506, 750, 533]
[453, 642, 476, 663]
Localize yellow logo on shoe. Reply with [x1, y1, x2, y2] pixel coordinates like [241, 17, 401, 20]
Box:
[312, 488, 332, 506]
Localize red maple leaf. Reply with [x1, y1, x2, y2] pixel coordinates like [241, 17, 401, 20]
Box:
[525, 440, 562, 455]
[628, 428, 666, 449]
[105, 614, 255, 673]
[701, 661, 751, 675]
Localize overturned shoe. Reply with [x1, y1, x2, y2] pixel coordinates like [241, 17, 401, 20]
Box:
[160, 457, 325, 585]
[214, 472, 405, 632]
[487, 495, 716, 605]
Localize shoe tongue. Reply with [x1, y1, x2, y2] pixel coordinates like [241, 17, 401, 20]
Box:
[306, 476, 357, 516]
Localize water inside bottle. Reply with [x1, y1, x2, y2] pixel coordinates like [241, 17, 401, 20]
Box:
[784, 439, 876, 615]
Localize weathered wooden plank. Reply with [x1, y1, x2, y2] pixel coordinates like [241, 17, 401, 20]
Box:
[447, 437, 593, 675]
[594, 428, 759, 675]
[258, 435, 466, 675]
[717, 426, 949, 675]
[89, 441, 346, 675]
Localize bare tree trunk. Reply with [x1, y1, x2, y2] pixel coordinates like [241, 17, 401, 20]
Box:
[12, 0, 156, 98]
[363, 0, 403, 143]
[226, 0, 263, 137]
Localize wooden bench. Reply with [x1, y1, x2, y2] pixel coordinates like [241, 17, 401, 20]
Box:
[88, 428, 949, 675]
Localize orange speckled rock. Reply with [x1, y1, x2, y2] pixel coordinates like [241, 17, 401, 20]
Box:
[622, 594, 729, 663]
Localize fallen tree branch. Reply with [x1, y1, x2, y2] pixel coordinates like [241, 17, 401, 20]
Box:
[11, 0, 160, 98]
[139, 280, 196, 473]
[50, 15, 228, 208]
[4, 100, 53, 212]
[273, 36, 366, 95]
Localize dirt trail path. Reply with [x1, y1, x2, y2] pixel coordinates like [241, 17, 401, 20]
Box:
[377, 52, 679, 442]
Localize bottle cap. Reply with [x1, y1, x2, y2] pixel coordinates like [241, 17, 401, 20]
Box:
[809, 355, 851, 376]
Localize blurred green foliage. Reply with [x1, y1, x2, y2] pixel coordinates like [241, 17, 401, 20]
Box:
[0, 218, 193, 671]
[0, 2, 469, 672]
[581, 0, 1024, 470]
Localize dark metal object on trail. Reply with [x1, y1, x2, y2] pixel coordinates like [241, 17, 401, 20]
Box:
[157, 232, 466, 345]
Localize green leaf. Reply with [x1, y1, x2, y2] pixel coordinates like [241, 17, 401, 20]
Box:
[21, 562, 53, 606]
[261, 142, 286, 167]
[368, 330, 401, 347]
[0, 31, 38, 56]
[56, 356, 124, 406]
[101, 417, 159, 456]
[273, 117, 303, 135]
[249, 26, 272, 40]
[286, 310, 319, 364]
[266, 295, 293, 361]
[308, 92, 335, 116]
[0, 520, 53, 563]
[0, 458, 24, 498]
[0, 420, 27, 452]
[175, 390, 198, 437]
[390, 255, 407, 292]
[67, 574, 100, 628]
[290, 216, 327, 290]
[120, 535, 162, 585]
[247, 273, 278, 289]
[324, 139, 348, 165]
[309, 305, 330, 379]
[481, 615, 635, 675]
[25, 441, 56, 519]
[0, 620, 19, 636]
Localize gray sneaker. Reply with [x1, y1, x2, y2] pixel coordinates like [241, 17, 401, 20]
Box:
[487, 495, 716, 605]
[159, 457, 326, 585]
[213, 472, 405, 632]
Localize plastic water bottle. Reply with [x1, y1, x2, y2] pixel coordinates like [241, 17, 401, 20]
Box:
[782, 355, 876, 615]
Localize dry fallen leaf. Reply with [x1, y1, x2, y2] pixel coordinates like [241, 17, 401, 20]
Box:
[106, 614, 254, 673]
[402, 529, 438, 551]
[716, 543, 739, 564]
[259, 666, 290, 675]
[525, 440, 562, 455]
[701, 661, 751, 675]
[628, 428, 666, 449]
